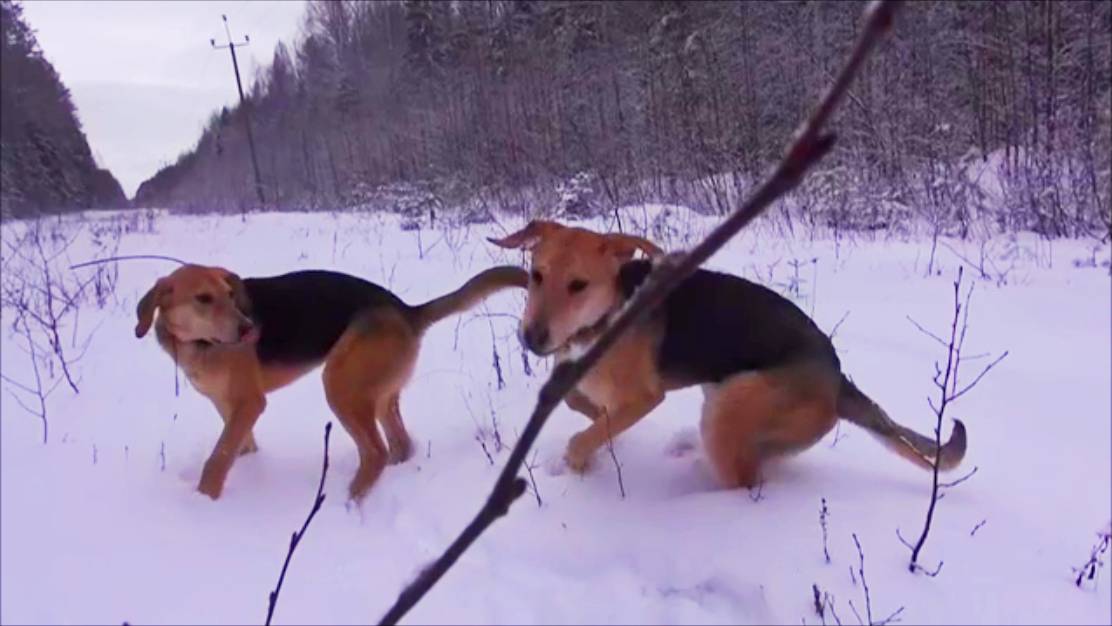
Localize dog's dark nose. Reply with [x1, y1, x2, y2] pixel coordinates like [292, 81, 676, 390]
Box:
[522, 324, 550, 354]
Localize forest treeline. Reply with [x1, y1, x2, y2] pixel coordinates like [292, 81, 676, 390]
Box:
[0, 0, 127, 219]
[135, 1, 1110, 238]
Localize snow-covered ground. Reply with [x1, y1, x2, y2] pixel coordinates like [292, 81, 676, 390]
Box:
[1, 207, 1109, 625]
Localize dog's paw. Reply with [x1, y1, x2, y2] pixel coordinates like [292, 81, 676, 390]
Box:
[196, 478, 223, 500]
[564, 433, 596, 474]
[565, 452, 592, 474]
[387, 439, 415, 466]
[564, 446, 593, 475]
[196, 459, 228, 500]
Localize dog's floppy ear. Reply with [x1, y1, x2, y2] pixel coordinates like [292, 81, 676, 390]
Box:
[487, 220, 560, 250]
[222, 270, 252, 317]
[135, 279, 169, 338]
[605, 233, 664, 261]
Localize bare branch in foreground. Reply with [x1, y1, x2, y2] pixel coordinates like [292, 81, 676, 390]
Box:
[905, 315, 948, 348]
[603, 409, 626, 499]
[904, 266, 1005, 575]
[0, 313, 59, 443]
[812, 583, 843, 626]
[852, 533, 905, 625]
[820, 498, 832, 564]
[265, 422, 332, 626]
[474, 434, 495, 466]
[896, 527, 944, 577]
[827, 422, 849, 448]
[524, 451, 543, 508]
[828, 310, 851, 340]
[937, 465, 978, 489]
[947, 351, 1009, 403]
[376, 3, 904, 622]
[1074, 528, 1111, 589]
[69, 254, 187, 270]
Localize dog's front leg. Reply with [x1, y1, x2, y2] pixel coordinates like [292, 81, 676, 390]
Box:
[565, 390, 663, 473]
[565, 388, 603, 422]
[198, 394, 266, 500]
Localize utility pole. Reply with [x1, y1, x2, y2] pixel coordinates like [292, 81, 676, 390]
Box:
[211, 14, 265, 207]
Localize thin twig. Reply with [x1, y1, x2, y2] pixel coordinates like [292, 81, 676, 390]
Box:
[603, 409, 626, 499]
[818, 587, 840, 626]
[908, 267, 962, 571]
[853, 534, 874, 625]
[265, 422, 332, 626]
[829, 310, 851, 340]
[905, 265, 1002, 574]
[171, 339, 180, 397]
[69, 254, 187, 270]
[828, 422, 849, 448]
[853, 533, 905, 625]
[896, 528, 943, 576]
[827, 592, 843, 626]
[813, 584, 826, 621]
[375, 3, 903, 622]
[820, 498, 832, 563]
[948, 351, 1009, 402]
[524, 450, 543, 508]
[0, 316, 52, 443]
[906, 315, 948, 348]
[938, 465, 978, 489]
[848, 599, 864, 626]
[1074, 529, 1111, 588]
[475, 434, 495, 466]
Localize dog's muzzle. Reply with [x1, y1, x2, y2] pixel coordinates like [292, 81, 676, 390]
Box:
[521, 323, 550, 355]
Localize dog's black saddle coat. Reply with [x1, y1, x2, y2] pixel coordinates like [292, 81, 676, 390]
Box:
[244, 270, 406, 365]
[618, 260, 839, 385]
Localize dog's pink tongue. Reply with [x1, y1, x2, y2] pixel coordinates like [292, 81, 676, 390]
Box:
[241, 327, 261, 343]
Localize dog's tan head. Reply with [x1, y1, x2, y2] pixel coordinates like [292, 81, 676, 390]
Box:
[488, 220, 662, 355]
[135, 264, 256, 345]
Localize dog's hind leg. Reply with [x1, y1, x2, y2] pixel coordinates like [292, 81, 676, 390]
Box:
[324, 308, 418, 501]
[700, 381, 762, 489]
[327, 389, 388, 501]
[380, 393, 413, 465]
[700, 362, 839, 490]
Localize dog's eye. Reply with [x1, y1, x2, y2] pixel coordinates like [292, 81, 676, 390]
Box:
[530, 270, 543, 285]
[195, 293, 213, 305]
[568, 279, 588, 294]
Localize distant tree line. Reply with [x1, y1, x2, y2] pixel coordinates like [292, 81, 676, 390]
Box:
[135, 1, 1110, 238]
[0, 0, 127, 219]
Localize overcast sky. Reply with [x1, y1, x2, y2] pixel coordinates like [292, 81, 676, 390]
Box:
[21, 0, 307, 198]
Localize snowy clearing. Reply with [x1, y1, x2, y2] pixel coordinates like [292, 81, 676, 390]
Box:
[1, 208, 1110, 625]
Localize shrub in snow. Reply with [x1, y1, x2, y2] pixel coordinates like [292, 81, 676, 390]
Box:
[555, 171, 601, 220]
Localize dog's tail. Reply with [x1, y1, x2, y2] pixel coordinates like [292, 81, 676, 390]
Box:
[837, 374, 966, 471]
[408, 266, 528, 332]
